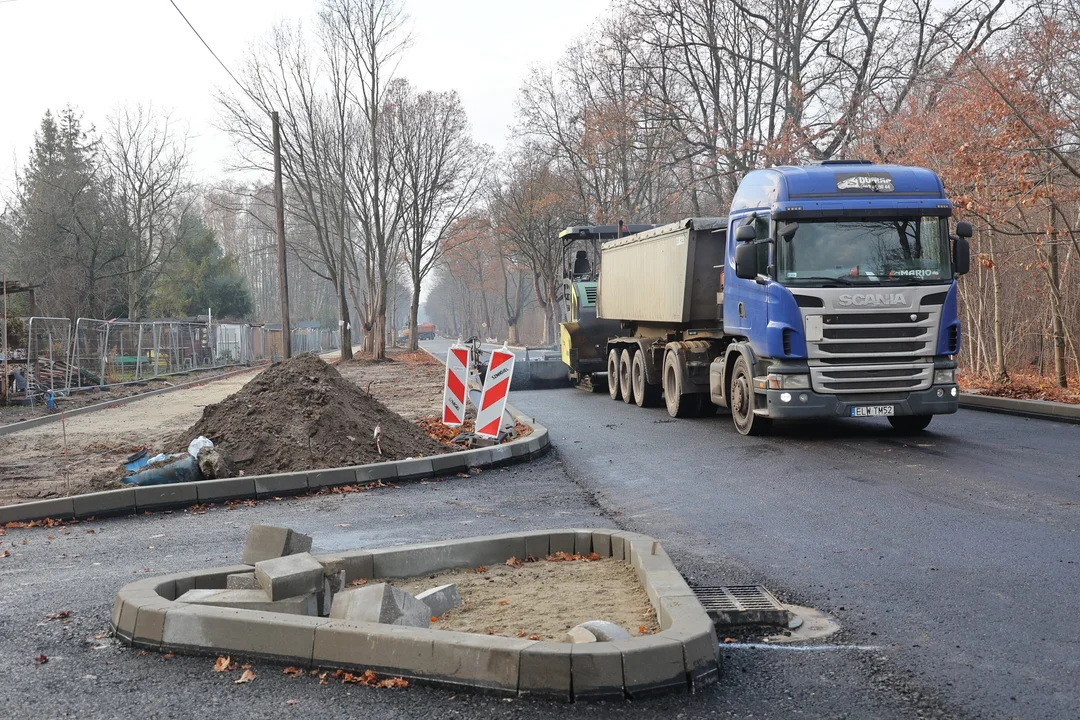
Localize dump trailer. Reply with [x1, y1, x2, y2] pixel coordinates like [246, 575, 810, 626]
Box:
[560, 161, 972, 435]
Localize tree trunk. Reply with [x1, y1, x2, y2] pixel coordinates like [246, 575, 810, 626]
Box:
[338, 258, 353, 361]
[1049, 227, 1067, 388]
[988, 227, 1008, 384]
[409, 279, 421, 352]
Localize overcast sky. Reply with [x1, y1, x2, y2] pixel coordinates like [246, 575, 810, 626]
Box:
[0, 0, 609, 191]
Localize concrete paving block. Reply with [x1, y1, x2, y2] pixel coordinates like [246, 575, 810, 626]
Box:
[524, 532, 549, 561]
[174, 574, 198, 598]
[308, 466, 358, 489]
[131, 599, 173, 649]
[489, 445, 513, 465]
[548, 531, 576, 555]
[610, 533, 626, 562]
[241, 525, 313, 565]
[73, 489, 135, 519]
[226, 572, 260, 590]
[431, 452, 467, 475]
[111, 595, 126, 632]
[253, 471, 309, 498]
[319, 571, 346, 616]
[395, 457, 435, 480]
[195, 565, 257, 590]
[518, 641, 572, 699]
[571, 643, 624, 701]
[355, 462, 399, 484]
[579, 620, 631, 642]
[134, 483, 197, 512]
[323, 550, 373, 582]
[510, 439, 530, 458]
[643, 570, 694, 609]
[591, 532, 612, 558]
[195, 477, 255, 504]
[370, 534, 527, 578]
[313, 621, 435, 676]
[0, 497, 75, 524]
[574, 530, 593, 555]
[177, 588, 317, 616]
[255, 552, 325, 601]
[161, 604, 325, 661]
[525, 437, 542, 455]
[663, 625, 720, 690]
[430, 631, 533, 692]
[416, 584, 462, 617]
[614, 635, 687, 698]
[458, 447, 492, 468]
[565, 626, 597, 643]
[329, 583, 430, 627]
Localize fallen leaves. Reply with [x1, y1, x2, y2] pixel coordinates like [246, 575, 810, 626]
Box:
[515, 629, 527, 638]
[723, 637, 738, 643]
[340, 670, 409, 688]
[213, 656, 236, 673]
[235, 669, 256, 684]
[505, 556, 524, 569]
[430, 616, 439, 623]
[33, 654, 48, 665]
[545, 552, 579, 562]
[528, 634, 541, 641]
[497, 600, 510, 606]
[162, 653, 175, 661]
[475, 565, 488, 574]
[0, 550, 9, 559]
[45, 611, 72, 621]
[347, 578, 368, 587]
[283, 666, 305, 677]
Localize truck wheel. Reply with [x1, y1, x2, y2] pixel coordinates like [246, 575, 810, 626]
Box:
[620, 349, 636, 405]
[888, 415, 932, 433]
[730, 356, 771, 436]
[632, 352, 662, 407]
[663, 351, 701, 418]
[607, 349, 622, 401]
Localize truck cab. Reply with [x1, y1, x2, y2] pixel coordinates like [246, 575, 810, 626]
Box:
[720, 160, 971, 433]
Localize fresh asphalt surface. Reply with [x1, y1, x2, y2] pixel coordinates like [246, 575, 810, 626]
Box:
[0, 342, 1074, 719]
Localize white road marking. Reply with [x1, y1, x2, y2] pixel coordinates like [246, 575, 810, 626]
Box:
[721, 643, 881, 651]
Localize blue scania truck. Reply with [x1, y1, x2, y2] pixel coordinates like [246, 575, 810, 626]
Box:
[559, 161, 972, 435]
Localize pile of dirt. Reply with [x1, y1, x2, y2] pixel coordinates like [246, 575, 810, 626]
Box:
[176, 354, 450, 476]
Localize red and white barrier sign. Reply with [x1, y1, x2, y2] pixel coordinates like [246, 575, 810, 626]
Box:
[476, 348, 516, 438]
[442, 345, 469, 426]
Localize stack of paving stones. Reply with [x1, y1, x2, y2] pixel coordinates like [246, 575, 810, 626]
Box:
[112, 527, 720, 701]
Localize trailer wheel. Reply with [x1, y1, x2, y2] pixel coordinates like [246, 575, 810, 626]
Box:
[620, 349, 636, 405]
[632, 351, 662, 407]
[607, 349, 622, 401]
[730, 356, 771, 436]
[887, 415, 932, 433]
[663, 351, 701, 418]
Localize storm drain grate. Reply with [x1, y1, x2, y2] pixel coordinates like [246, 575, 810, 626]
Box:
[692, 585, 791, 627]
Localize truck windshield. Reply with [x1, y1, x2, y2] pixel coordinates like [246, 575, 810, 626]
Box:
[777, 217, 952, 286]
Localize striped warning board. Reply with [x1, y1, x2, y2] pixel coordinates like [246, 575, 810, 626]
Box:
[475, 348, 516, 438]
[442, 345, 470, 426]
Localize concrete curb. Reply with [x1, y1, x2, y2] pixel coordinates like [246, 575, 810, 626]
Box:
[0, 365, 261, 438]
[111, 529, 719, 700]
[959, 392, 1080, 424]
[0, 418, 550, 526]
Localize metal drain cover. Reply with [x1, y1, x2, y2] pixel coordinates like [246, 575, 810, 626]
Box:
[692, 585, 792, 627]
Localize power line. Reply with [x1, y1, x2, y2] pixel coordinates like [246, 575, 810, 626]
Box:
[166, 0, 261, 108]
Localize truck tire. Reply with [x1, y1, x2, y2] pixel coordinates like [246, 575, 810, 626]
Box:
[620, 349, 635, 405]
[730, 356, 771, 436]
[631, 351, 662, 407]
[607, 349, 622, 401]
[663, 351, 701, 418]
[888, 415, 932, 433]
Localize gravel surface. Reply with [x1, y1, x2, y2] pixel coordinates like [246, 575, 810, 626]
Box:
[0, 455, 953, 719]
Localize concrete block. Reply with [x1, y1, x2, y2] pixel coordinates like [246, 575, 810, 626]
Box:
[429, 631, 533, 692]
[518, 641, 571, 699]
[195, 477, 255, 504]
[241, 524, 313, 565]
[226, 572, 260, 590]
[610, 533, 626, 562]
[643, 570, 694, 609]
[255, 552, 324, 601]
[308, 466, 357, 489]
[565, 626, 596, 643]
[313, 621, 434, 676]
[319, 571, 346, 616]
[322, 550, 373, 583]
[664, 625, 720, 690]
[131, 599, 173, 649]
[579, 620, 631, 642]
[253, 471, 308, 498]
[416, 584, 461, 617]
[134, 483, 197, 512]
[0, 497, 75, 524]
[177, 588, 317, 616]
[431, 452, 467, 475]
[329, 583, 430, 628]
[574, 530, 593, 555]
[73, 489, 135, 519]
[370, 533, 527, 578]
[458, 447, 492, 468]
[111, 594, 125, 632]
[194, 565, 256, 590]
[395, 457, 434, 480]
[525, 437, 542, 455]
[614, 635, 687, 698]
[571, 642, 624, 701]
[591, 532, 612, 558]
[548, 531, 576, 555]
[524, 532, 548, 561]
[355, 462, 399, 484]
[489, 445, 513, 465]
[161, 604, 325, 661]
[510, 439, 530, 458]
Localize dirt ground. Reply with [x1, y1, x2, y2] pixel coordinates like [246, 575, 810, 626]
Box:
[335, 350, 446, 422]
[392, 557, 661, 641]
[0, 369, 262, 504]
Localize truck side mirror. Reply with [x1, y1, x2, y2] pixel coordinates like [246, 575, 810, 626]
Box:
[956, 221, 973, 238]
[953, 236, 970, 276]
[735, 243, 759, 279]
[735, 225, 757, 242]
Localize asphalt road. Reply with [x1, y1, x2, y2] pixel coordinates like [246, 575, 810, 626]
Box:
[422, 338, 1080, 720]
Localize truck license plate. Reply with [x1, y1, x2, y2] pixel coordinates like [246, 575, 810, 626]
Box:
[851, 405, 895, 417]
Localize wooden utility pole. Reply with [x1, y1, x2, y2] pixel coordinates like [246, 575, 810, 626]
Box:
[272, 111, 292, 359]
[2, 273, 8, 404]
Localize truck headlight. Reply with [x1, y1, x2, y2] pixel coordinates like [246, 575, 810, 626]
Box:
[934, 369, 956, 385]
[768, 373, 810, 390]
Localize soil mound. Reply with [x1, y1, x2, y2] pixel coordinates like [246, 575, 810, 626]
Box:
[178, 354, 449, 475]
